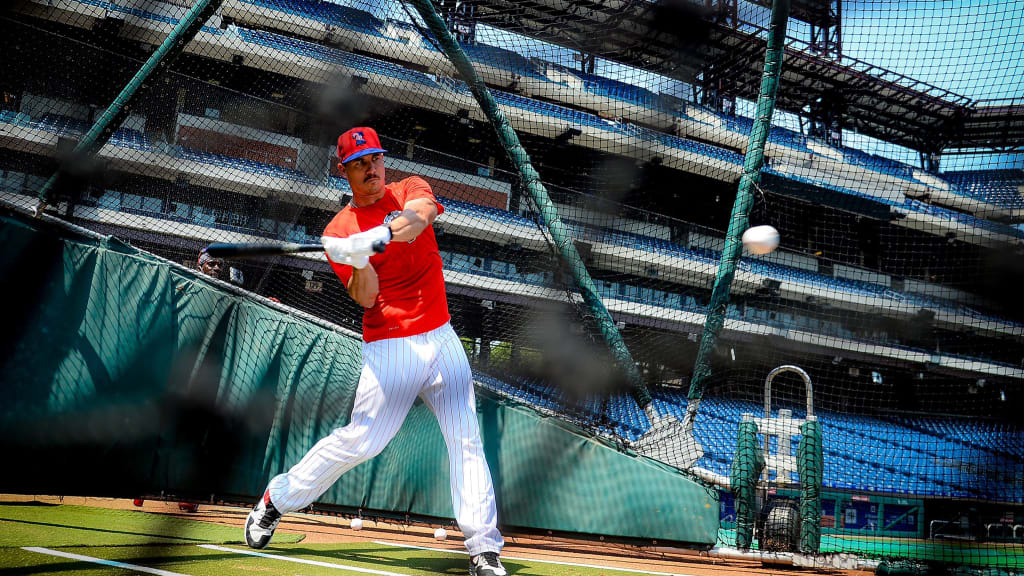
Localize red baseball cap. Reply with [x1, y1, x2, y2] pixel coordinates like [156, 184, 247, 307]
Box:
[337, 127, 387, 164]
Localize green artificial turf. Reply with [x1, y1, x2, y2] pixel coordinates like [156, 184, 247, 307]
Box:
[0, 503, 680, 575]
[1, 542, 676, 576]
[0, 502, 303, 548]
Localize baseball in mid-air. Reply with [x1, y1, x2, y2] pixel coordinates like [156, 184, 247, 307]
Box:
[742, 225, 780, 255]
[350, 518, 363, 531]
[434, 527, 447, 541]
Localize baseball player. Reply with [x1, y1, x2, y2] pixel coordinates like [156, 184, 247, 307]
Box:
[244, 127, 506, 576]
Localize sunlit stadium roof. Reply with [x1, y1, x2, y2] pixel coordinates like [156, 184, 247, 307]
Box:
[450, 0, 1024, 153]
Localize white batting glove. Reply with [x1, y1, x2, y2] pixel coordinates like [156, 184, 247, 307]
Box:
[322, 236, 371, 269]
[343, 254, 370, 269]
[337, 252, 370, 268]
[348, 225, 392, 255]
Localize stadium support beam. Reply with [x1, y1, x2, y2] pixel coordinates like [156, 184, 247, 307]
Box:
[34, 0, 225, 213]
[409, 0, 652, 408]
[688, 0, 791, 405]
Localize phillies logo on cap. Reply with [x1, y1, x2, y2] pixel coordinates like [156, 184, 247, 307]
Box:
[338, 126, 388, 164]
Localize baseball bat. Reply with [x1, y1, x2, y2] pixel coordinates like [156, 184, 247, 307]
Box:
[204, 240, 386, 259]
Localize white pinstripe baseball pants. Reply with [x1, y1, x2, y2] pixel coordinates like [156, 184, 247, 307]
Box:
[265, 322, 503, 556]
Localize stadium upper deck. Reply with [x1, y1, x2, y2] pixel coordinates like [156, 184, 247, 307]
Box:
[3, 1, 1021, 366]
[16, 0, 1024, 227]
[456, 0, 1024, 153]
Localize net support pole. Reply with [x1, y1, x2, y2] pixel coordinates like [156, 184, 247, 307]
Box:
[409, 0, 650, 407]
[687, 0, 791, 406]
[731, 416, 765, 549]
[797, 418, 823, 553]
[34, 0, 225, 214]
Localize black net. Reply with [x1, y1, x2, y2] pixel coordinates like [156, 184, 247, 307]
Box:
[2, 0, 1022, 569]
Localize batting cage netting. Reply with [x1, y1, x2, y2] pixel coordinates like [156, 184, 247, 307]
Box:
[1, 0, 1022, 571]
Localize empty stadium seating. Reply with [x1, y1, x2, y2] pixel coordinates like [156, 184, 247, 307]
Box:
[235, 27, 441, 88]
[474, 373, 1024, 503]
[3, 108, 1021, 330]
[688, 108, 1024, 217]
[238, 0, 387, 37]
[902, 198, 1023, 237]
[328, 175, 352, 194]
[0, 111, 154, 152]
[552, 65, 662, 109]
[842, 146, 917, 180]
[42, 0, 1023, 224]
[943, 169, 1024, 211]
[114, 129, 153, 152]
[444, 199, 1023, 336]
[459, 42, 548, 80]
[583, 75, 660, 109]
[37, 113, 87, 136]
[179, 146, 316, 183]
[897, 415, 1024, 459]
[4, 111, 305, 184]
[55, 0, 1024, 223]
[492, 90, 621, 132]
[763, 165, 1024, 240]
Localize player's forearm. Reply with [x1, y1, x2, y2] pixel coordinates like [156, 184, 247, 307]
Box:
[387, 211, 427, 243]
[388, 198, 437, 243]
[347, 264, 379, 308]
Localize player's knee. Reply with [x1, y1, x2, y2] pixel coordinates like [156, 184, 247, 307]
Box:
[328, 422, 395, 461]
[443, 434, 481, 455]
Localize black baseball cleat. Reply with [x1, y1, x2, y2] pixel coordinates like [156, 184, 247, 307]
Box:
[469, 552, 507, 576]
[244, 489, 282, 549]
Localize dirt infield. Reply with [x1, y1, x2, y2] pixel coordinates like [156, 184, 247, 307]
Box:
[1, 494, 870, 576]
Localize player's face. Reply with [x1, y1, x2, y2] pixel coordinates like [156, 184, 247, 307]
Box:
[342, 153, 386, 199]
[201, 259, 223, 279]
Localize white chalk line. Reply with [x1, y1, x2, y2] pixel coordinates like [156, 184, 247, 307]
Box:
[22, 546, 189, 576]
[198, 544, 410, 576]
[372, 540, 704, 576]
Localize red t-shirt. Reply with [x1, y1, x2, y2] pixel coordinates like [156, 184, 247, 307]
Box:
[323, 176, 449, 342]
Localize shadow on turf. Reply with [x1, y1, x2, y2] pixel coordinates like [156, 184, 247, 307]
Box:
[4, 550, 256, 576]
[0, 517, 214, 543]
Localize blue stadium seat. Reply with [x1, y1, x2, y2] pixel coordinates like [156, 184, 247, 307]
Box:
[239, 0, 388, 38]
[7, 112, 154, 153]
[236, 27, 441, 89]
[179, 146, 316, 184]
[459, 42, 547, 80]
[902, 198, 1024, 238]
[943, 169, 1024, 211]
[841, 146, 917, 181]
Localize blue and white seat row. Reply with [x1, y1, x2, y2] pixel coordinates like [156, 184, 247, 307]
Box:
[476, 373, 1023, 502]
